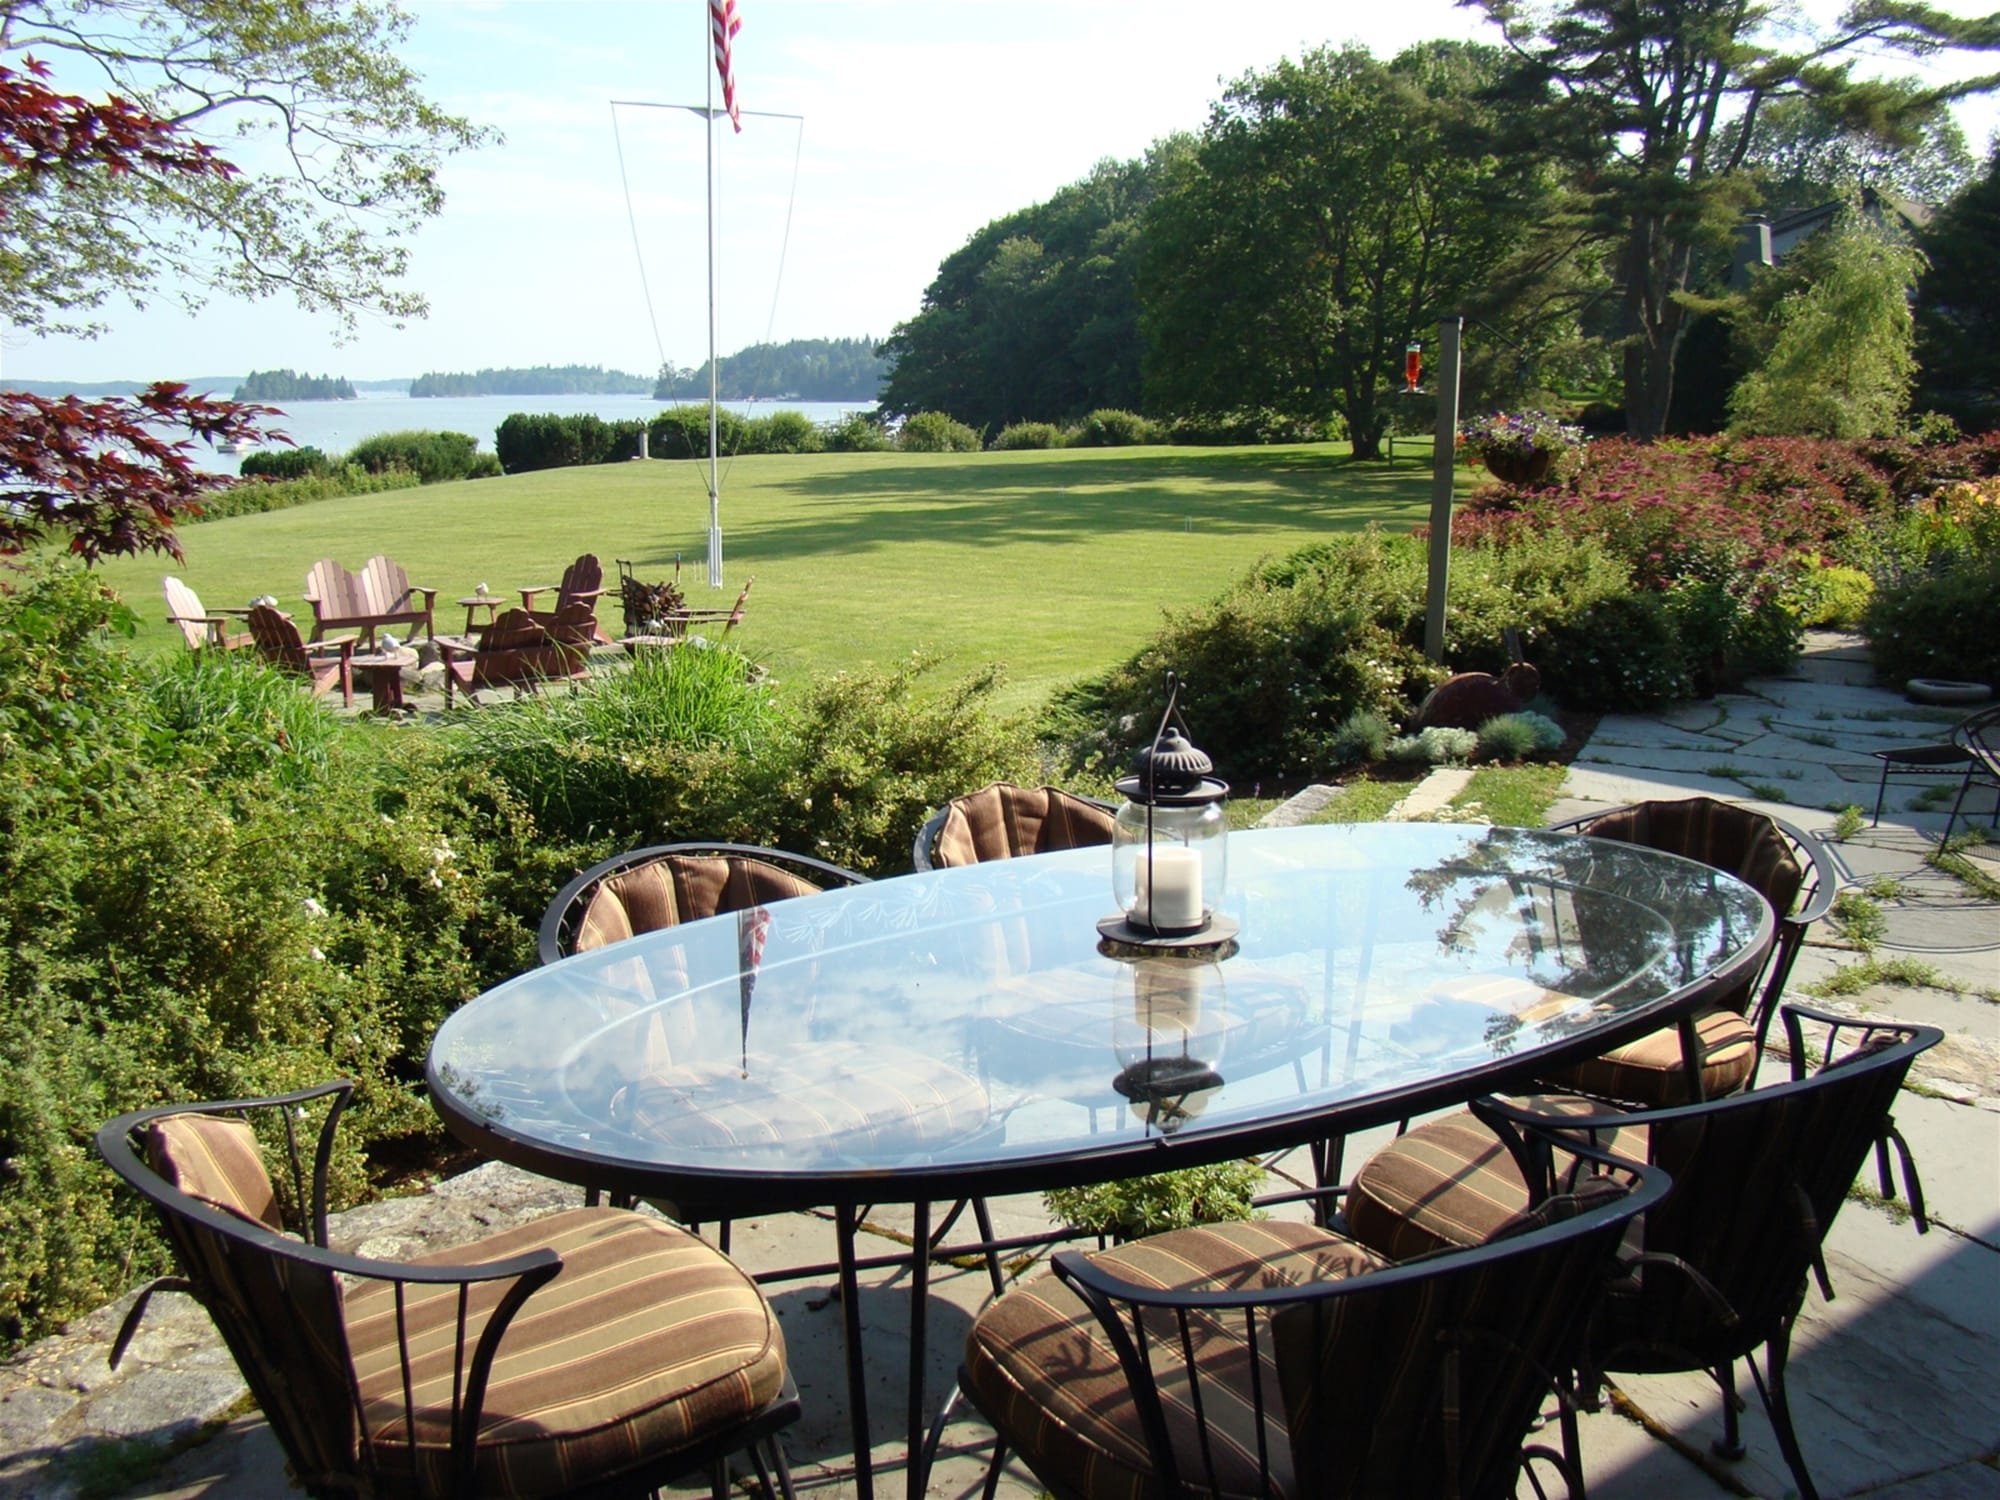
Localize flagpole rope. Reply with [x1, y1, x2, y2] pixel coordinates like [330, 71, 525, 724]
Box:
[609, 102, 673, 383]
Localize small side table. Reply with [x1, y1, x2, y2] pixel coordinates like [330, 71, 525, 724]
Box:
[619, 635, 683, 659]
[458, 595, 502, 636]
[351, 647, 419, 714]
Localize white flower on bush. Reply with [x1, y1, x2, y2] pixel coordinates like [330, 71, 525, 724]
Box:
[302, 897, 326, 918]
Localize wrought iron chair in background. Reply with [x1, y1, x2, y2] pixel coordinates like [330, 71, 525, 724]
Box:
[912, 782, 1117, 873]
[1540, 796, 1836, 1105]
[1341, 1003, 1940, 1500]
[1865, 703, 2000, 837]
[97, 1081, 800, 1500]
[956, 1122, 1665, 1500]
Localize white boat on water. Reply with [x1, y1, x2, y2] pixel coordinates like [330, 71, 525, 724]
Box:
[217, 437, 256, 454]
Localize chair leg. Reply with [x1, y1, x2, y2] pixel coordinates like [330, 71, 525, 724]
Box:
[981, 1435, 1009, 1500]
[971, 1196, 1005, 1300]
[1942, 767, 1975, 844]
[1711, 1359, 1746, 1460]
[1748, 1332, 1821, 1500]
[748, 1433, 798, 1500]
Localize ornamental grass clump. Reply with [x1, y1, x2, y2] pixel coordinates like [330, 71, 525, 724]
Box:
[1476, 712, 1565, 761]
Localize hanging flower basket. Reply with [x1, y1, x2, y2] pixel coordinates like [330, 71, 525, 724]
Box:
[1482, 449, 1555, 486]
[1457, 410, 1583, 487]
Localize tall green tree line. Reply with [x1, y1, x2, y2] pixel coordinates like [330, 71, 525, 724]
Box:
[882, 10, 1999, 445]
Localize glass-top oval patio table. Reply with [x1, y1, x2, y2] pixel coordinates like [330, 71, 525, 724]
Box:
[426, 822, 1773, 1500]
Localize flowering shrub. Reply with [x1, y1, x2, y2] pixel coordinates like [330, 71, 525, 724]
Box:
[1457, 410, 1583, 461]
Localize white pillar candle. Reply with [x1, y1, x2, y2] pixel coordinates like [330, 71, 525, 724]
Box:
[1135, 845, 1203, 929]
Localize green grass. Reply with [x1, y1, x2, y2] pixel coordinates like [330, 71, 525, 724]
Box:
[1307, 780, 1410, 823]
[1452, 764, 1568, 826]
[95, 444, 1447, 714]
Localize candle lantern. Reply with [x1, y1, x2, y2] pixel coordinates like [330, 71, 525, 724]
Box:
[1098, 672, 1237, 951]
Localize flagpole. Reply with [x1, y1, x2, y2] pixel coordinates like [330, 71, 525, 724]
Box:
[704, 6, 723, 589]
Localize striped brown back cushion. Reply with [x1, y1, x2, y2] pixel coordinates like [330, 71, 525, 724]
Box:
[1586, 797, 1804, 916]
[577, 855, 819, 952]
[143, 1114, 284, 1231]
[935, 784, 1114, 868]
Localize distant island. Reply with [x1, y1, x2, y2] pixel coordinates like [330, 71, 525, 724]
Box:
[235, 369, 357, 401]
[655, 337, 885, 402]
[411, 364, 652, 397]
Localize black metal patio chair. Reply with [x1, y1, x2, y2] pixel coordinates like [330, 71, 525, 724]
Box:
[957, 1121, 1666, 1500]
[97, 1081, 799, 1500]
[1342, 1002, 1940, 1500]
[1540, 796, 1836, 1106]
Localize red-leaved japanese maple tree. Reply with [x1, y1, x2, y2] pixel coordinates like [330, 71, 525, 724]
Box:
[2, 58, 274, 562]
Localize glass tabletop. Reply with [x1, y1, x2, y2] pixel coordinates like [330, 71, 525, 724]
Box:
[427, 823, 1772, 1211]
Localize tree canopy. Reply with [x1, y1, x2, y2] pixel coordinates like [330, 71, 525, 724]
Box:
[1139, 42, 1550, 459]
[658, 336, 886, 402]
[1728, 203, 1924, 436]
[877, 148, 1186, 430]
[0, 0, 495, 337]
[1469, 0, 2000, 438]
[1915, 144, 2000, 430]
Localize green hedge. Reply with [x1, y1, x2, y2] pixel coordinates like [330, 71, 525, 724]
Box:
[0, 569, 1039, 1352]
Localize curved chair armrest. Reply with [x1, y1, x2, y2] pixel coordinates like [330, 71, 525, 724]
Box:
[307, 635, 359, 660]
[518, 584, 557, 609]
[1784, 822, 1838, 930]
[912, 805, 951, 872]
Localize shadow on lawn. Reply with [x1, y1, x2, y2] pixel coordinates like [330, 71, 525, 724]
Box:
[617, 449, 1435, 570]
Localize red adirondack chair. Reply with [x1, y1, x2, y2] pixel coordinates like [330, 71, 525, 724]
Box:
[246, 605, 355, 707]
[302, 555, 437, 646]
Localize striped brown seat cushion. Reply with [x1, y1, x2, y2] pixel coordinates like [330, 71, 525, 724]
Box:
[934, 783, 1114, 868]
[143, 1114, 285, 1231]
[1344, 1100, 1648, 1261]
[576, 855, 819, 951]
[964, 1220, 1386, 1500]
[1539, 1009, 1757, 1107]
[612, 1041, 990, 1162]
[344, 1208, 785, 1498]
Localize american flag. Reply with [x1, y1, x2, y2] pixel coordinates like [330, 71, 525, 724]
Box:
[711, 0, 743, 133]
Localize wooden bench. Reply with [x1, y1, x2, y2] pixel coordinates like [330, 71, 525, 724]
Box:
[302, 555, 437, 647]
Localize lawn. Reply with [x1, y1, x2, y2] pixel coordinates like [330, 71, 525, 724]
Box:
[96, 443, 1452, 712]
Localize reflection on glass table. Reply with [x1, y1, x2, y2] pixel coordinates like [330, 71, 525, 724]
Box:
[428, 823, 1773, 1500]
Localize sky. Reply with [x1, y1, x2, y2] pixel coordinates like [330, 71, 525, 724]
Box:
[4, 0, 1997, 386]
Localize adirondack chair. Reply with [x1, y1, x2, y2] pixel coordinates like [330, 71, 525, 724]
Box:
[301, 555, 437, 646]
[518, 553, 612, 644]
[162, 577, 253, 651]
[245, 605, 355, 707]
[438, 603, 597, 708]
